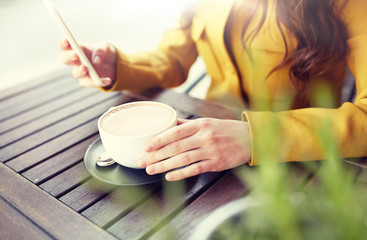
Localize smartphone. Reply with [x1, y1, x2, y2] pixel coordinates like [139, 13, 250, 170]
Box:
[43, 0, 102, 86]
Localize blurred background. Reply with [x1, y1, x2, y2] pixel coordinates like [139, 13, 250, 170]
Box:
[0, 0, 208, 96]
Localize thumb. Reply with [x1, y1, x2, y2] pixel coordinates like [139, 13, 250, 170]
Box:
[91, 42, 109, 66]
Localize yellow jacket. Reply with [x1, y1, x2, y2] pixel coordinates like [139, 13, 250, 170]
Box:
[107, 0, 367, 165]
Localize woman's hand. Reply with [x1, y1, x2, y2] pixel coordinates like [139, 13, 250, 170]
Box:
[58, 37, 117, 88]
[138, 118, 252, 181]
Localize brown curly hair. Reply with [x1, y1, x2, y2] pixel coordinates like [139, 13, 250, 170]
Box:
[242, 0, 349, 96]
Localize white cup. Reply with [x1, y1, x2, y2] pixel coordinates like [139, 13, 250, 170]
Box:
[98, 101, 177, 168]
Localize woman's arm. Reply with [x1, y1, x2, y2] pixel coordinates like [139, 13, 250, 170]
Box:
[59, 16, 198, 92]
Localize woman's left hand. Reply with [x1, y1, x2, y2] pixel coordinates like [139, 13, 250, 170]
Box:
[138, 118, 252, 181]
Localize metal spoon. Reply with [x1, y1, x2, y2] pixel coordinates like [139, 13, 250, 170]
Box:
[96, 152, 116, 167]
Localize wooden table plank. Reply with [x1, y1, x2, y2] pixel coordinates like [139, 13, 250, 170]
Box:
[0, 91, 116, 148]
[0, 69, 70, 101]
[107, 172, 225, 240]
[58, 178, 118, 212]
[0, 162, 118, 240]
[0, 92, 121, 160]
[22, 134, 99, 184]
[0, 73, 74, 109]
[82, 184, 161, 228]
[39, 162, 91, 197]
[173, 109, 193, 119]
[0, 197, 53, 240]
[2, 93, 133, 163]
[344, 157, 367, 169]
[0, 76, 79, 122]
[305, 160, 363, 188]
[6, 120, 98, 171]
[0, 87, 97, 135]
[148, 171, 248, 240]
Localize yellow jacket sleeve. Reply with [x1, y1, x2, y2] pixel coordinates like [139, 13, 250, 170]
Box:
[106, 20, 198, 92]
[243, 0, 367, 165]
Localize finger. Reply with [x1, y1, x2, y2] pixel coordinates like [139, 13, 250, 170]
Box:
[58, 38, 71, 50]
[72, 65, 88, 79]
[141, 134, 202, 167]
[73, 66, 110, 88]
[60, 50, 80, 65]
[91, 43, 109, 66]
[78, 76, 96, 87]
[145, 148, 205, 175]
[165, 160, 213, 181]
[177, 118, 189, 125]
[73, 65, 97, 87]
[145, 120, 198, 152]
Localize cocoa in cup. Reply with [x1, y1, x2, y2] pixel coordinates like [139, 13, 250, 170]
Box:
[98, 101, 177, 168]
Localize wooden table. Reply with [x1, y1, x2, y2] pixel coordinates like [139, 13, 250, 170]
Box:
[0, 71, 365, 240]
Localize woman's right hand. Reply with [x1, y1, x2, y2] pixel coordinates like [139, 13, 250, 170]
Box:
[58, 38, 117, 88]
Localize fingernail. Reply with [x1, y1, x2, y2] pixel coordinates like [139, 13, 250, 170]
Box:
[165, 173, 174, 181]
[102, 79, 111, 86]
[138, 158, 147, 168]
[80, 65, 88, 75]
[145, 144, 154, 152]
[70, 52, 77, 60]
[93, 56, 102, 65]
[146, 165, 156, 174]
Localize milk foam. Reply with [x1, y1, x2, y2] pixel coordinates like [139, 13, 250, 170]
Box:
[102, 105, 173, 136]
